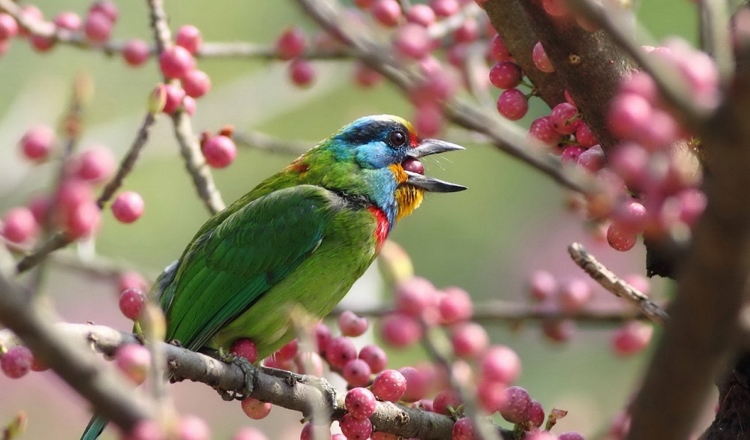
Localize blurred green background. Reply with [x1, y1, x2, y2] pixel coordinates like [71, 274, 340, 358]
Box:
[0, 0, 699, 438]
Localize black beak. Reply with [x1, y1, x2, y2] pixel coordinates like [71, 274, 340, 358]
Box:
[405, 139, 467, 193]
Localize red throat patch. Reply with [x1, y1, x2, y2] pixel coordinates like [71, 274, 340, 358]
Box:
[368, 206, 390, 253]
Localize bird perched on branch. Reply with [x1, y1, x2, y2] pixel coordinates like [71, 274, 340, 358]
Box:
[82, 114, 465, 439]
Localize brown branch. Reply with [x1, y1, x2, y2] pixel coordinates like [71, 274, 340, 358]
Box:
[232, 131, 311, 156]
[567, 243, 669, 325]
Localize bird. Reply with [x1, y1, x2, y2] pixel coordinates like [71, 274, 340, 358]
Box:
[81, 114, 465, 439]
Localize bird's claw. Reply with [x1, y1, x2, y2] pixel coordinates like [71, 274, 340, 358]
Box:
[217, 356, 256, 401]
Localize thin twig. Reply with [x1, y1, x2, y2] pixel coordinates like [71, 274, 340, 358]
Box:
[567, 243, 669, 325]
[232, 130, 311, 155]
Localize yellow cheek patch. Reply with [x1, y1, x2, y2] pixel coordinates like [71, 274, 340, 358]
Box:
[389, 164, 425, 221]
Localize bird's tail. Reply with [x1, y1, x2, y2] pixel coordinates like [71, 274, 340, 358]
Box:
[80, 415, 107, 440]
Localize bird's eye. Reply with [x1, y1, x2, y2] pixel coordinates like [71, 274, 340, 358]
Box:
[389, 130, 407, 147]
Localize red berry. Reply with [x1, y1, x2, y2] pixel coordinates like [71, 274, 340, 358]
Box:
[74, 146, 116, 183]
[354, 0, 376, 8]
[118, 271, 149, 292]
[405, 4, 436, 26]
[64, 201, 101, 239]
[413, 104, 444, 138]
[559, 432, 585, 440]
[395, 276, 437, 316]
[575, 123, 598, 148]
[2, 207, 38, 243]
[89, 0, 118, 23]
[125, 420, 165, 440]
[379, 312, 423, 347]
[115, 344, 150, 384]
[0, 13, 19, 40]
[430, 0, 459, 17]
[480, 345, 521, 384]
[56, 179, 94, 216]
[372, 369, 407, 402]
[550, 102, 581, 134]
[496, 88, 528, 120]
[488, 34, 512, 61]
[542, 318, 575, 343]
[543, 0, 569, 16]
[613, 199, 648, 233]
[276, 27, 307, 60]
[452, 417, 476, 440]
[181, 69, 211, 98]
[528, 270, 557, 302]
[453, 18, 479, 43]
[19, 125, 55, 161]
[489, 61, 523, 89]
[84, 12, 113, 43]
[607, 222, 638, 251]
[401, 157, 425, 175]
[345, 387, 377, 420]
[230, 338, 258, 364]
[123, 39, 150, 66]
[353, 62, 382, 88]
[528, 400, 545, 427]
[338, 310, 369, 337]
[339, 414, 372, 440]
[275, 339, 298, 362]
[325, 336, 357, 369]
[175, 25, 202, 55]
[119, 287, 147, 320]
[30, 34, 55, 52]
[498, 386, 532, 424]
[112, 191, 145, 224]
[358, 344, 387, 373]
[451, 322, 489, 359]
[438, 286, 473, 324]
[561, 145, 585, 164]
[54, 11, 81, 31]
[399, 366, 431, 402]
[612, 321, 653, 356]
[314, 322, 332, 353]
[607, 93, 653, 141]
[371, 0, 402, 27]
[232, 427, 268, 440]
[558, 278, 592, 313]
[532, 42, 554, 72]
[289, 58, 316, 87]
[577, 145, 605, 173]
[342, 359, 372, 387]
[241, 397, 272, 419]
[1, 346, 33, 378]
[202, 135, 237, 168]
[394, 24, 432, 60]
[159, 46, 196, 80]
[476, 379, 506, 413]
[529, 116, 562, 146]
[162, 84, 186, 114]
[433, 389, 462, 415]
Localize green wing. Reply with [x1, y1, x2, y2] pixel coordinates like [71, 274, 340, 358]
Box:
[161, 184, 345, 352]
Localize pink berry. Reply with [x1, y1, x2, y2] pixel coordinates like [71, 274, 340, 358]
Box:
[402, 156, 425, 175]
[230, 338, 258, 363]
[399, 366, 430, 402]
[433, 389, 462, 415]
[452, 417, 476, 440]
[358, 344, 387, 373]
[118, 271, 148, 292]
[526, 432, 558, 440]
[371, 0, 402, 27]
[476, 379, 506, 413]
[430, 0, 459, 17]
[300, 423, 331, 440]
[274, 339, 298, 362]
[74, 146, 116, 183]
[612, 321, 653, 356]
[175, 25, 202, 55]
[241, 397, 272, 419]
[497, 88, 528, 120]
[677, 188, 707, 227]
[64, 201, 101, 239]
[451, 322, 489, 359]
[339, 414, 372, 440]
[54, 11, 81, 31]
[489, 61, 523, 89]
[314, 322, 332, 353]
[84, 11, 112, 43]
[532, 42, 554, 72]
[176, 415, 209, 440]
[123, 39, 150, 66]
[342, 359, 372, 387]
[620, 70, 658, 104]
[529, 116, 562, 146]
[325, 336, 357, 368]
[542, 318, 575, 343]
[438, 286, 473, 324]
[409, 64, 460, 105]
[30, 34, 55, 52]
[289, 58, 316, 87]
[454, 18, 479, 43]
[609, 142, 649, 188]
[19, 125, 55, 161]
[162, 84, 186, 114]
[559, 433, 585, 440]
[115, 344, 150, 384]
[489, 34, 512, 61]
[1, 346, 33, 378]
[395, 276, 437, 316]
[379, 313, 423, 347]
[498, 386, 532, 424]
[528, 400, 545, 427]
[181, 69, 211, 98]
[405, 4, 435, 26]
[577, 145, 605, 173]
[413, 104, 444, 138]
[607, 222, 638, 251]
[119, 287, 147, 320]
[202, 135, 237, 168]
[575, 123, 598, 148]
[613, 199, 648, 233]
[607, 93, 653, 140]
[159, 46, 196, 80]
[2, 207, 38, 243]
[394, 24, 432, 60]
[480, 345, 521, 384]
[543, 0, 569, 17]
[550, 102, 581, 134]
[112, 191, 145, 224]
[27, 194, 51, 226]
[57, 179, 94, 214]
[0, 13, 19, 40]
[558, 278, 591, 313]
[561, 145, 586, 164]
[372, 369, 407, 402]
[353, 62, 382, 88]
[182, 96, 196, 115]
[528, 270, 557, 302]
[276, 27, 307, 60]
[232, 427, 268, 440]
[338, 310, 369, 337]
[345, 387, 377, 420]
[89, 0, 118, 23]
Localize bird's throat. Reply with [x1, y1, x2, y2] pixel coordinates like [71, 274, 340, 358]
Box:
[395, 184, 424, 221]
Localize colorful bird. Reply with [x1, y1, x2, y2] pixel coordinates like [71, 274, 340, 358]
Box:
[82, 115, 464, 439]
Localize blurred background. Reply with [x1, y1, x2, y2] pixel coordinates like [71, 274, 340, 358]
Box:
[0, 0, 699, 438]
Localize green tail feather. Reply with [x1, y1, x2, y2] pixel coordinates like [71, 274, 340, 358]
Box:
[80, 415, 107, 440]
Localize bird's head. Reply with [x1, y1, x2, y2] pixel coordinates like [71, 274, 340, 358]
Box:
[297, 115, 465, 226]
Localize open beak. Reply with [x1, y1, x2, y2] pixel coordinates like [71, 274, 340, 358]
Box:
[404, 139, 467, 193]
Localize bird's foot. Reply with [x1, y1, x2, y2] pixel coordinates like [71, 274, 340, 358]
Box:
[217, 356, 257, 401]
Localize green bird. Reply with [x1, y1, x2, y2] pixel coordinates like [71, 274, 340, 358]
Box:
[82, 115, 465, 439]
